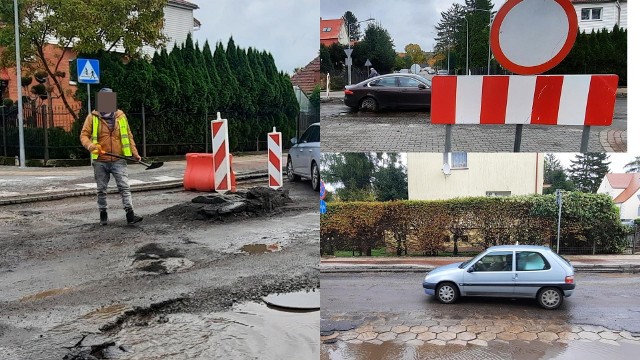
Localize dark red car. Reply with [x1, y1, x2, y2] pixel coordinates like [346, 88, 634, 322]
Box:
[344, 73, 432, 111]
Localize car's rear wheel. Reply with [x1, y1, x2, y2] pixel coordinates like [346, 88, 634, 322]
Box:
[360, 97, 378, 111]
[537, 287, 563, 310]
[311, 162, 320, 192]
[287, 157, 300, 182]
[436, 282, 459, 304]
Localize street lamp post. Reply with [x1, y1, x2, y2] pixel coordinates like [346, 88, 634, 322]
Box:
[13, 0, 26, 167]
[472, 8, 493, 75]
[343, 17, 374, 85]
[463, 16, 469, 75]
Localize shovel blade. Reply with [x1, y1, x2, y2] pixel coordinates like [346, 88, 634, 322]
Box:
[145, 161, 164, 170]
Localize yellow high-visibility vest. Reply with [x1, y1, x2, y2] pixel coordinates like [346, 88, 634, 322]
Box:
[91, 115, 132, 159]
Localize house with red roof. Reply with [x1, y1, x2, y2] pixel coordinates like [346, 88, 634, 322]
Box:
[290, 56, 321, 95]
[597, 173, 640, 221]
[320, 18, 348, 47]
[0, 0, 200, 130]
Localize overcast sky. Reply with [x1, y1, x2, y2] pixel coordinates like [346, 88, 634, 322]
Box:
[321, 0, 507, 53]
[190, 0, 318, 75]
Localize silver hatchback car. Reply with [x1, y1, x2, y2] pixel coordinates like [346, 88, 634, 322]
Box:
[287, 123, 320, 191]
[423, 245, 575, 309]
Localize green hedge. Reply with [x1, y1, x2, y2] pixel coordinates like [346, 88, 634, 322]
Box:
[320, 193, 629, 256]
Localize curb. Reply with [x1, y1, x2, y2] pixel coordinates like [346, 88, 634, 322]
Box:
[320, 264, 640, 274]
[0, 172, 269, 206]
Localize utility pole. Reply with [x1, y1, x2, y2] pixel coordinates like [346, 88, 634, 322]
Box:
[14, 0, 26, 167]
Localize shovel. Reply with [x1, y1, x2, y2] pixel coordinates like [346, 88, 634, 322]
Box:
[101, 151, 164, 170]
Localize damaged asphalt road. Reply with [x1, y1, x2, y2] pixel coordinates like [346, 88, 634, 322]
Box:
[0, 181, 319, 359]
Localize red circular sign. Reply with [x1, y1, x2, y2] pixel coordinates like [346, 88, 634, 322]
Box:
[490, 0, 578, 75]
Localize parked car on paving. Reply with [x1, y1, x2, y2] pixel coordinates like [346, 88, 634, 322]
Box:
[436, 69, 449, 75]
[422, 245, 575, 309]
[344, 73, 432, 111]
[287, 123, 320, 191]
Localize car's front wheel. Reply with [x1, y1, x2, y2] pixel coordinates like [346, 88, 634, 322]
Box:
[436, 282, 459, 304]
[360, 97, 378, 111]
[537, 287, 563, 310]
[287, 157, 300, 182]
[311, 161, 320, 192]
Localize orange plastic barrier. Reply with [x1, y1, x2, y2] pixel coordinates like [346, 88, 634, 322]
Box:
[184, 153, 215, 192]
[229, 154, 237, 193]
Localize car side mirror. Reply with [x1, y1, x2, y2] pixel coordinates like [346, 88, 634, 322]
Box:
[418, 83, 427, 90]
[467, 265, 475, 273]
[290, 137, 297, 145]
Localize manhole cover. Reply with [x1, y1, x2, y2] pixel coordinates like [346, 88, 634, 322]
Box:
[262, 290, 320, 311]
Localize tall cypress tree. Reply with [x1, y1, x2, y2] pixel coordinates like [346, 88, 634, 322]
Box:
[568, 153, 610, 193]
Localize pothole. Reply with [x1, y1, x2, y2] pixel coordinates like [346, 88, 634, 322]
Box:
[132, 243, 193, 274]
[20, 287, 73, 302]
[241, 243, 281, 254]
[262, 289, 320, 312]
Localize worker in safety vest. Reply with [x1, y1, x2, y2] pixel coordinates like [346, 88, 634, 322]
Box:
[80, 88, 143, 226]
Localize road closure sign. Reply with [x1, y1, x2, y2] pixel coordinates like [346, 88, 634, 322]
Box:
[490, 0, 577, 75]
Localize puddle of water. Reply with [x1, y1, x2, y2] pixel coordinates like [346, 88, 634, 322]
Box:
[81, 304, 128, 321]
[114, 302, 319, 359]
[20, 287, 72, 302]
[263, 290, 320, 311]
[321, 339, 640, 360]
[241, 243, 281, 254]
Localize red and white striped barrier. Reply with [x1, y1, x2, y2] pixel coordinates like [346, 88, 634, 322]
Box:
[431, 75, 618, 126]
[267, 127, 282, 189]
[211, 112, 231, 193]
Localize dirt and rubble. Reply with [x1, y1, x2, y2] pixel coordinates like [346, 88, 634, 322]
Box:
[0, 182, 320, 359]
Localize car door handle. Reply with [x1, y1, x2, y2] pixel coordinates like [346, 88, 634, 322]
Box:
[513, 273, 518, 280]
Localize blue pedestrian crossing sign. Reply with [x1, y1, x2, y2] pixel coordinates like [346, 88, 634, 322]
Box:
[77, 59, 100, 84]
[320, 199, 327, 214]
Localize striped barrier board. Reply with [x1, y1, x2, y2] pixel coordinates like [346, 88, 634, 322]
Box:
[431, 75, 618, 126]
[211, 112, 231, 193]
[267, 127, 282, 189]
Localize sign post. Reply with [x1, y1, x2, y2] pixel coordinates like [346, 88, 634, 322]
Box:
[556, 189, 563, 254]
[344, 48, 353, 85]
[77, 58, 100, 164]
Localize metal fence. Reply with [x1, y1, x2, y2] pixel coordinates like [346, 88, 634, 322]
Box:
[1, 105, 312, 160]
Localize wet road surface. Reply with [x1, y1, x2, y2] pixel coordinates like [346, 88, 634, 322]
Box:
[0, 180, 319, 359]
[320, 99, 627, 153]
[320, 272, 640, 359]
[321, 272, 640, 333]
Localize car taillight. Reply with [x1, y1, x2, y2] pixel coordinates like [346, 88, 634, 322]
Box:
[565, 276, 574, 284]
[344, 89, 354, 95]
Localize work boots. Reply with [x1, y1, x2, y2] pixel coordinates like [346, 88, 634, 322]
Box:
[126, 209, 143, 224]
[99, 210, 108, 226]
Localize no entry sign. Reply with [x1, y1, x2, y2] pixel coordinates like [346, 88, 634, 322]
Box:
[491, 0, 578, 75]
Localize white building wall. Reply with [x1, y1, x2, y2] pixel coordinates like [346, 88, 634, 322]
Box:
[619, 190, 640, 220]
[573, 2, 625, 33]
[142, 5, 194, 57]
[597, 177, 625, 200]
[407, 153, 544, 200]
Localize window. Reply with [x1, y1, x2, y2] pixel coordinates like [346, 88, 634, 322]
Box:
[472, 251, 513, 272]
[581, 8, 602, 21]
[370, 77, 397, 87]
[308, 125, 320, 143]
[298, 126, 313, 143]
[397, 77, 421, 88]
[486, 191, 511, 197]
[322, 27, 332, 32]
[443, 152, 467, 169]
[516, 252, 551, 271]
[69, 59, 77, 86]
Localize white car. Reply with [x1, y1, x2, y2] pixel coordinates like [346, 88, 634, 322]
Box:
[287, 123, 320, 191]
